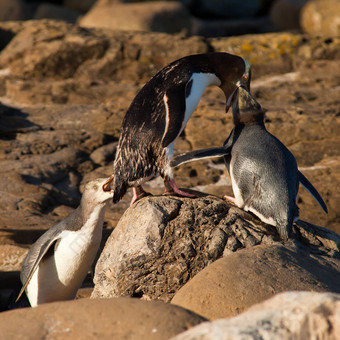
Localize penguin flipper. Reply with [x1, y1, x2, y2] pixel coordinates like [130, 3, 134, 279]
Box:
[16, 234, 60, 303]
[170, 147, 230, 167]
[298, 171, 328, 213]
[161, 84, 187, 148]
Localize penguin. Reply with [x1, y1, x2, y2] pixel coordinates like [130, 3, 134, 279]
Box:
[171, 86, 328, 240]
[15, 178, 113, 307]
[102, 52, 251, 205]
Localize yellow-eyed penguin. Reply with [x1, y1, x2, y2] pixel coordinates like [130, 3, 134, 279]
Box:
[103, 52, 251, 205]
[15, 178, 113, 307]
[171, 86, 328, 240]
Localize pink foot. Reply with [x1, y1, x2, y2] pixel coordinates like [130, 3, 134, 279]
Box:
[164, 179, 196, 198]
[223, 195, 235, 203]
[130, 186, 151, 206]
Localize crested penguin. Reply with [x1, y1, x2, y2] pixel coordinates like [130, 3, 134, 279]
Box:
[16, 178, 113, 307]
[171, 86, 328, 240]
[103, 52, 251, 205]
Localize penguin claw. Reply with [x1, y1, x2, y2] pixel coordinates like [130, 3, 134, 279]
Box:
[164, 179, 196, 198]
[130, 186, 152, 206]
[223, 195, 236, 203]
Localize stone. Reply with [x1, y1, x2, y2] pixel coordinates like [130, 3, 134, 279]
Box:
[171, 243, 340, 319]
[0, 244, 28, 271]
[0, 0, 25, 21]
[92, 195, 340, 302]
[171, 291, 340, 340]
[300, 0, 340, 36]
[63, 0, 97, 13]
[269, 0, 308, 31]
[89, 141, 118, 166]
[78, 1, 192, 34]
[0, 297, 207, 339]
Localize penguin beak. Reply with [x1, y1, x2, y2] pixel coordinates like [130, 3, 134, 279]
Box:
[226, 82, 243, 113]
[102, 173, 114, 192]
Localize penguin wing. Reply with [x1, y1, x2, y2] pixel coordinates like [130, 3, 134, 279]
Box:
[161, 83, 187, 148]
[16, 231, 61, 303]
[170, 147, 230, 167]
[298, 171, 328, 213]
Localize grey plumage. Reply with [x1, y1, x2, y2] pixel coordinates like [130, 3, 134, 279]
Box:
[172, 87, 327, 240]
[16, 178, 113, 306]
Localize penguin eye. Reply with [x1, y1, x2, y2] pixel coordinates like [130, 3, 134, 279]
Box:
[93, 185, 98, 191]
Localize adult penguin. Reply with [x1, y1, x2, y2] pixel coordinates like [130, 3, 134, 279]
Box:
[171, 86, 328, 240]
[103, 52, 251, 205]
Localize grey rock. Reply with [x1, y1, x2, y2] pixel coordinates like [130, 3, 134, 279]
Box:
[90, 141, 117, 166]
[172, 291, 340, 340]
[92, 195, 340, 302]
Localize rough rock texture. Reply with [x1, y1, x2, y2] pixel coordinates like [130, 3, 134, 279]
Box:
[301, 0, 340, 36]
[172, 291, 340, 340]
[0, 297, 207, 339]
[171, 243, 340, 319]
[92, 195, 340, 303]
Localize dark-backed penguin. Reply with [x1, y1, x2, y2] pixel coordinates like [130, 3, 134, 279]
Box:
[171, 86, 328, 240]
[103, 52, 251, 205]
[16, 178, 113, 307]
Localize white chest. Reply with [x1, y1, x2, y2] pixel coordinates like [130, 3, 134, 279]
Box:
[26, 209, 105, 306]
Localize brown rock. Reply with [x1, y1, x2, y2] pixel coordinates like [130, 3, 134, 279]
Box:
[92, 194, 340, 303]
[269, 0, 308, 31]
[0, 244, 28, 271]
[0, 0, 25, 21]
[172, 291, 340, 340]
[301, 0, 340, 36]
[78, 1, 192, 34]
[0, 297, 207, 339]
[171, 243, 340, 319]
[34, 3, 81, 23]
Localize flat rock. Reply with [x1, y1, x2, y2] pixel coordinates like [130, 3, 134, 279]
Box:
[79, 1, 192, 34]
[0, 297, 207, 339]
[172, 291, 340, 340]
[92, 195, 340, 303]
[171, 243, 340, 319]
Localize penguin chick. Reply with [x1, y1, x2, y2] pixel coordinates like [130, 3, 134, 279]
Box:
[103, 52, 251, 205]
[171, 87, 327, 240]
[16, 178, 113, 307]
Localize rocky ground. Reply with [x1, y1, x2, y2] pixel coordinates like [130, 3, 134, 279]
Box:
[0, 13, 339, 340]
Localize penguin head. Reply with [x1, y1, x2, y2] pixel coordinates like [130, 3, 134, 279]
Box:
[211, 54, 251, 113]
[231, 86, 265, 125]
[82, 177, 113, 205]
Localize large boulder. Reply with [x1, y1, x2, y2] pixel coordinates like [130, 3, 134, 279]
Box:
[172, 291, 340, 340]
[78, 1, 192, 34]
[0, 297, 207, 339]
[171, 243, 340, 319]
[92, 195, 340, 304]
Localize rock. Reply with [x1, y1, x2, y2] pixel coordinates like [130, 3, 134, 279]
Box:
[0, 297, 207, 339]
[0, 0, 25, 21]
[300, 0, 340, 36]
[269, 0, 308, 31]
[0, 244, 28, 271]
[171, 243, 340, 319]
[92, 195, 340, 302]
[89, 141, 117, 166]
[34, 3, 81, 23]
[172, 291, 340, 340]
[78, 1, 192, 34]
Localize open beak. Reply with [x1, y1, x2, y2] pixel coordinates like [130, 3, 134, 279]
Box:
[102, 173, 114, 192]
[226, 82, 246, 113]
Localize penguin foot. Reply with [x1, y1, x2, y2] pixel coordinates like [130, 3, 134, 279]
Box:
[130, 186, 151, 206]
[164, 179, 196, 198]
[223, 195, 235, 203]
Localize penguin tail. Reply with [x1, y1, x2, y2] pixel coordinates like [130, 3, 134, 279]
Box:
[298, 171, 328, 214]
[170, 147, 229, 168]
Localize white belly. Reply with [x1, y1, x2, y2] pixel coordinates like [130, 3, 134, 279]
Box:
[26, 228, 102, 307]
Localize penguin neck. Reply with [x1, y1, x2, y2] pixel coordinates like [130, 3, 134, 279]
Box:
[233, 109, 265, 127]
[79, 200, 108, 234]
